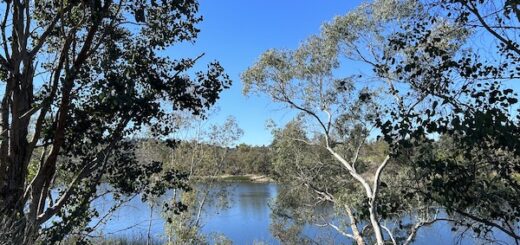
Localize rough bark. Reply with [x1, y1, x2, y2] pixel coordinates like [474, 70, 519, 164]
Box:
[0, 0, 111, 242]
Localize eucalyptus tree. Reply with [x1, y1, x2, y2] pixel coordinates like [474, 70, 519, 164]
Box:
[319, 0, 520, 242]
[268, 120, 369, 245]
[163, 116, 243, 244]
[267, 119, 441, 245]
[368, 0, 520, 241]
[0, 0, 230, 243]
[242, 0, 520, 243]
[241, 4, 428, 241]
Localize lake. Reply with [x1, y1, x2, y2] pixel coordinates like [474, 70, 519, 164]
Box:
[89, 182, 515, 244]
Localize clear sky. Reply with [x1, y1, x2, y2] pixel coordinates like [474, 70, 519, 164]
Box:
[165, 0, 520, 146]
[165, 0, 364, 146]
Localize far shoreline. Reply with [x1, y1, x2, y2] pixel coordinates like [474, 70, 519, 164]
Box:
[195, 174, 275, 183]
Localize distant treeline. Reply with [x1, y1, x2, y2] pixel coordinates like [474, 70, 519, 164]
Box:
[134, 138, 391, 181]
[134, 139, 273, 178]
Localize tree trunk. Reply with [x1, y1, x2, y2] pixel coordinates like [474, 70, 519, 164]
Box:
[327, 147, 386, 245]
[369, 202, 385, 245]
[345, 204, 365, 245]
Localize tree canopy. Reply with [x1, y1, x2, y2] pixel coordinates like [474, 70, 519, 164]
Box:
[0, 0, 230, 243]
[243, 0, 519, 244]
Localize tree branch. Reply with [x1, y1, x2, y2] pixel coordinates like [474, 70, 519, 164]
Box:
[29, 4, 75, 57]
[381, 225, 397, 245]
[464, 1, 520, 56]
[372, 155, 391, 200]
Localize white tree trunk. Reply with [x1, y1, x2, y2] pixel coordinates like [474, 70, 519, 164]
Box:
[327, 146, 387, 245]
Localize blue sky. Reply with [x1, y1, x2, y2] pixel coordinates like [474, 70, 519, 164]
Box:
[165, 0, 520, 146]
[165, 0, 363, 146]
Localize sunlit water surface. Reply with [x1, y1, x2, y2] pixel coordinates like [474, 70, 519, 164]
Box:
[86, 182, 514, 244]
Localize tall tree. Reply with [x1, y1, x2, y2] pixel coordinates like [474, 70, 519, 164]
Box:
[370, 0, 520, 240]
[243, 0, 519, 243]
[241, 26, 406, 244]
[0, 0, 230, 243]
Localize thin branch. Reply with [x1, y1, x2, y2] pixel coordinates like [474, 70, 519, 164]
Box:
[381, 225, 397, 245]
[29, 3, 75, 57]
[280, 92, 330, 137]
[351, 138, 365, 170]
[403, 218, 455, 245]
[1, 1, 11, 61]
[328, 222, 355, 239]
[372, 155, 391, 200]
[455, 209, 520, 240]
[464, 1, 520, 56]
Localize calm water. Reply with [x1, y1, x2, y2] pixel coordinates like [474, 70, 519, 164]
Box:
[88, 182, 514, 244]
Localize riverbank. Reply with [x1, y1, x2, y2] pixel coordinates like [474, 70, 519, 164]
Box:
[202, 174, 275, 183]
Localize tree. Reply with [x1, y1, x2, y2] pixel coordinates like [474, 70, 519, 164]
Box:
[227, 144, 271, 175]
[0, 0, 230, 243]
[241, 12, 415, 243]
[438, 0, 519, 58]
[243, 0, 519, 243]
[318, 0, 520, 242]
[268, 120, 363, 245]
[163, 116, 243, 244]
[370, 0, 520, 241]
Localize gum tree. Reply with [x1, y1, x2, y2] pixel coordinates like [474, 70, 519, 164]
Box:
[0, 0, 230, 243]
[241, 26, 398, 244]
[242, 0, 519, 243]
[160, 115, 243, 244]
[371, 0, 520, 241]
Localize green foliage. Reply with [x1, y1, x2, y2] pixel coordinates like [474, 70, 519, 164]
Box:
[155, 117, 241, 244]
[268, 121, 432, 241]
[63, 234, 163, 245]
[0, 0, 231, 243]
[227, 144, 271, 175]
[242, 0, 520, 243]
[367, 0, 520, 239]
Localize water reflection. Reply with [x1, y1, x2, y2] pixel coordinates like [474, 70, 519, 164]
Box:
[200, 182, 278, 244]
[87, 182, 515, 244]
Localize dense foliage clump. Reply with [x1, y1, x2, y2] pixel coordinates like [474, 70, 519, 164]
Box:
[0, 0, 230, 243]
